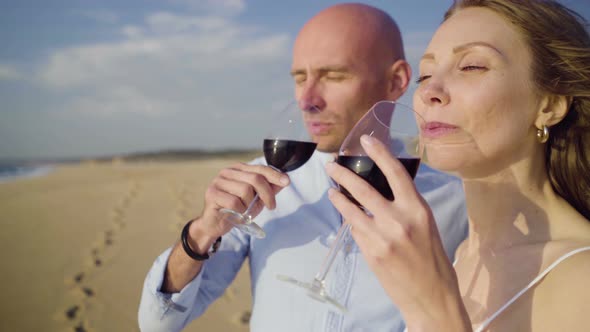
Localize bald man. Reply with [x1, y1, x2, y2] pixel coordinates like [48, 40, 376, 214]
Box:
[139, 4, 467, 331]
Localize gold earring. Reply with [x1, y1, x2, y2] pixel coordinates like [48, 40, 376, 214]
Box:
[536, 125, 549, 143]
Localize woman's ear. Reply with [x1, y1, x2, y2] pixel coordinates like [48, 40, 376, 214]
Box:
[535, 95, 573, 128]
[387, 59, 411, 100]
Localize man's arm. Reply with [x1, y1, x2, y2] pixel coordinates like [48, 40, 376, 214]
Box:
[138, 161, 289, 331]
[162, 217, 225, 293]
[138, 228, 250, 332]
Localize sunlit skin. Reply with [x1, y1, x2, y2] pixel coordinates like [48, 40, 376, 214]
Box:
[292, 4, 409, 153]
[326, 6, 590, 331]
[413, 7, 551, 180]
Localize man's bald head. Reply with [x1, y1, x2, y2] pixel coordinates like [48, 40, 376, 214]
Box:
[291, 3, 411, 152]
[297, 3, 405, 65]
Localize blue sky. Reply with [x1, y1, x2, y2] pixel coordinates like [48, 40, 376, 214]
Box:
[1, 0, 589, 160]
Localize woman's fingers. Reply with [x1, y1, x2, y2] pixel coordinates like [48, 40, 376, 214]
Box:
[360, 135, 421, 203]
[327, 188, 372, 231]
[326, 161, 392, 214]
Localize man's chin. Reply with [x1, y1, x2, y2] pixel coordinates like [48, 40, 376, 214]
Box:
[315, 142, 340, 154]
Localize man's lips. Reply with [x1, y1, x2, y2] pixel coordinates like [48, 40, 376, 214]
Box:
[306, 121, 333, 135]
[421, 122, 459, 138]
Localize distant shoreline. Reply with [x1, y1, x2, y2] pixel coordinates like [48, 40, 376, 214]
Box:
[0, 148, 262, 166]
[0, 149, 261, 184]
[0, 164, 56, 183]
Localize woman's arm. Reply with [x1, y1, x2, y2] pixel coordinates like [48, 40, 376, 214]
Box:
[326, 134, 471, 332]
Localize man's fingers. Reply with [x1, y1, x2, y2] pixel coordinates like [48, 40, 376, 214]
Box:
[205, 185, 247, 214]
[230, 163, 290, 187]
[219, 165, 289, 210]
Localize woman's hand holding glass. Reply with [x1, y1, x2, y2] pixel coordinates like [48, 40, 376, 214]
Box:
[326, 135, 471, 331]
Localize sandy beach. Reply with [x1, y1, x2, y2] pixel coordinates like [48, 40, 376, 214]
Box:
[0, 157, 256, 331]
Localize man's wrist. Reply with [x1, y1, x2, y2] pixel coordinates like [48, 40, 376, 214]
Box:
[184, 218, 222, 257]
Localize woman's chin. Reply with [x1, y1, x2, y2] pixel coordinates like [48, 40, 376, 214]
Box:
[423, 150, 464, 173]
[423, 161, 463, 178]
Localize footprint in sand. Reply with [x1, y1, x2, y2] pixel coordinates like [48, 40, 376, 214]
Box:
[65, 305, 80, 320]
[230, 310, 252, 327]
[104, 230, 114, 246]
[59, 177, 141, 332]
[168, 184, 199, 232]
[73, 322, 88, 332]
[58, 270, 100, 331]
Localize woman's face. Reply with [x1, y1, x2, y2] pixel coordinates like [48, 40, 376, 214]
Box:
[413, 7, 545, 179]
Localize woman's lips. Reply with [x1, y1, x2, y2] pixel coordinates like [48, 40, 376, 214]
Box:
[307, 122, 332, 135]
[421, 122, 459, 139]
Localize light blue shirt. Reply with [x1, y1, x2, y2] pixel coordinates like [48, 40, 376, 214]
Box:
[138, 151, 468, 332]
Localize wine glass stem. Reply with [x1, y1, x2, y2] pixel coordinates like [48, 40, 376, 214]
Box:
[242, 193, 260, 222]
[314, 223, 352, 282]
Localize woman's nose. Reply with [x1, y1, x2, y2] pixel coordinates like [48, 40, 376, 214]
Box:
[418, 79, 450, 106]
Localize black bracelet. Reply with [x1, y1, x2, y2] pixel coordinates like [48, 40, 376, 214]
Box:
[180, 220, 222, 261]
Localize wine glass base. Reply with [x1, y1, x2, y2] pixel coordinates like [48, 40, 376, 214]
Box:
[276, 274, 347, 313]
[219, 208, 266, 238]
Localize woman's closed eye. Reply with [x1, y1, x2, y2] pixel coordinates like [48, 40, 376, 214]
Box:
[460, 65, 487, 71]
[416, 75, 431, 84]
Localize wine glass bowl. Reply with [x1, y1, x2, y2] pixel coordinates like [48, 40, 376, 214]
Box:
[337, 101, 423, 207]
[219, 101, 317, 239]
[277, 100, 423, 311]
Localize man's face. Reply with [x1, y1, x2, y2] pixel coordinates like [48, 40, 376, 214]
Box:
[291, 20, 392, 153]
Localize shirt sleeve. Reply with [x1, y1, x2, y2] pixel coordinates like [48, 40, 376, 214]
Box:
[415, 166, 469, 261]
[138, 229, 250, 332]
[138, 157, 265, 331]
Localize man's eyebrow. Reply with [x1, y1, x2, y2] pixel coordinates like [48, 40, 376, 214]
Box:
[420, 41, 505, 61]
[421, 53, 435, 61]
[318, 66, 349, 73]
[290, 69, 305, 77]
[290, 66, 350, 77]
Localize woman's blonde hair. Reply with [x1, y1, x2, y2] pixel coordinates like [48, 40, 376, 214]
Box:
[446, 0, 590, 220]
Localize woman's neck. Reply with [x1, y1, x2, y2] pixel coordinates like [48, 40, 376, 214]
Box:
[461, 158, 559, 255]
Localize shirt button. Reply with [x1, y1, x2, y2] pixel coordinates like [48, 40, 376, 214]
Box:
[344, 243, 352, 253]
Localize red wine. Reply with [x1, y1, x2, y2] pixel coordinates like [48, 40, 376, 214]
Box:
[263, 139, 317, 172]
[336, 156, 420, 207]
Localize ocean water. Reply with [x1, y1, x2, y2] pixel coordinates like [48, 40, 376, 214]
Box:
[0, 164, 54, 183]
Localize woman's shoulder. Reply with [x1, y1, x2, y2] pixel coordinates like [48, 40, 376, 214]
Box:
[542, 239, 590, 276]
[530, 242, 590, 329]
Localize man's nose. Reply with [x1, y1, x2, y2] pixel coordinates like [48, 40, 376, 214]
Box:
[298, 81, 325, 112]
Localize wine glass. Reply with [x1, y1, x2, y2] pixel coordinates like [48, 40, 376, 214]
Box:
[277, 100, 424, 311]
[219, 101, 318, 239]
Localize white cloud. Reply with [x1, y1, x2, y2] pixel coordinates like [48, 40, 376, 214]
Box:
[144, 12, 238, 35]
[64, 85, 177, 116]
[36, 11, 291, 120]
[0, 64, 22, 80]
[122, 25, 143, 39]
[168, 0, 246, 16]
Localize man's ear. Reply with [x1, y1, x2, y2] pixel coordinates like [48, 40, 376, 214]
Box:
[535, 94, 572, 128]
[387, 59, 411, 100]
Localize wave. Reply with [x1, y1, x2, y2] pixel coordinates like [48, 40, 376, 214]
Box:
[0, 164, 55, 183]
